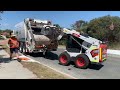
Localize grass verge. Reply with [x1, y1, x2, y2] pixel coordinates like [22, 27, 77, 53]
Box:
[2, 44, 72, 79]
[21, 61, 72, 79]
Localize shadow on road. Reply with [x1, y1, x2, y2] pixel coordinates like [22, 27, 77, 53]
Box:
[45, 52, 58, 60]
[88, 64, 104, 70]
[0, 48, 3, 50]
[29, 52, 43, 57]
[70, 61, 104, 70]
[29, 51, 58, 60]
[0, 57, 11, 63]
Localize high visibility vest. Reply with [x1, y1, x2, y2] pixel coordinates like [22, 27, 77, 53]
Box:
[8, 38, 19, 48]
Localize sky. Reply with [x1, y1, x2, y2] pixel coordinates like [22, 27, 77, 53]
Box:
[1, 11, 120, 30]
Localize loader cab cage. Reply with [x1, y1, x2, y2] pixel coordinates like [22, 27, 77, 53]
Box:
[66, 35, 83, 53]
[65, 34, 91, 53]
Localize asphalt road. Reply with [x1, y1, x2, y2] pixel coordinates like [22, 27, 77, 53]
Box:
[26, 48, 120, 79]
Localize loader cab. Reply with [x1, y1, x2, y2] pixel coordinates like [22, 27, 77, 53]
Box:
[66, 34, 82, 53]
[65, 34, 92, 53]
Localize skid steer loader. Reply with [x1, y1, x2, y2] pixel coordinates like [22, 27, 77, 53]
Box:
[58, 28, 107, 69]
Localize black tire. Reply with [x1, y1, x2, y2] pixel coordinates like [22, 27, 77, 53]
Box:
[20, 46, 24, 53]
[19, 42, 23, 53]
[22, 46, 27, 55]
[19, 42, 29, 55]
[58, 52, 71, 66]
[43, 52, 47, 58]
[23, 42, 29, 55]
[74, 54, 90, 69]
[19, 42, 26, 53]
[52, 49, 57, 51]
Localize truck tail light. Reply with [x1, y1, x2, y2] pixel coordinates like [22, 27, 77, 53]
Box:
[35, 45, 44, 48]
[90, 49, 99, 57]
[99, 44, 107, 62]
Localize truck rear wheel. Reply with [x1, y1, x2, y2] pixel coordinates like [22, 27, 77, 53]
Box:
[43, 51, 47, 58]
[19, 42, 24, 53]
[58, 52, 71, 66]
[74, 54, 90, 69]
[19, 42, 28, 55]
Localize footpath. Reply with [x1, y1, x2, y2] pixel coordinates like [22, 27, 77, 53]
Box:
[0, 46, 37, 79]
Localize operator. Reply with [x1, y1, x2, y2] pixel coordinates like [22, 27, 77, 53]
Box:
[8, 34, 20, 60]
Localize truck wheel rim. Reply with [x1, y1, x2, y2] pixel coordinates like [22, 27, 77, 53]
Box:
[60, 55, 67, 64]
[76, 57, 85, 67]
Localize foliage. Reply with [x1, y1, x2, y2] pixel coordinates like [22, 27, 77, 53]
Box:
[58, 39, 66, 45]
[71, 20, 88, 33]
[0, 11, 3, 13]
[0, 29, 13, 38]
[0, 11, 3, 20]
[87, 15, 120, 42]
[53, 24, 61, 29]
[71, 15, 120, 44]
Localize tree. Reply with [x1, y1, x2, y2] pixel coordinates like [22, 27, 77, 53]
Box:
[0, 11, 3, 20]
[53, 24, 61, 28]
[87, 15, 120, 42]
[0, 29, 13, 37]
[0, 11, 3, 13]
[0, 11, 3, 26]
[71, 15, 120, 44]
[71, 20, 88, 33]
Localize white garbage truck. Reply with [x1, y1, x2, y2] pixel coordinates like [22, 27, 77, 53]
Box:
[14, 18, 62, 55]
[14, 18, 107, 69]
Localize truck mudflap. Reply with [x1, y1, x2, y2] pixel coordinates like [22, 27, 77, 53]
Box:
[99, 44, 107, 62]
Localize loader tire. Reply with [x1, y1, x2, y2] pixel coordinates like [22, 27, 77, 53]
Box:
[74, 54, 90, 69]
[58, 52, 71, 66]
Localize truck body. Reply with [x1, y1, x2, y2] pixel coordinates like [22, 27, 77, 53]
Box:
[14, 18, 61, 54]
